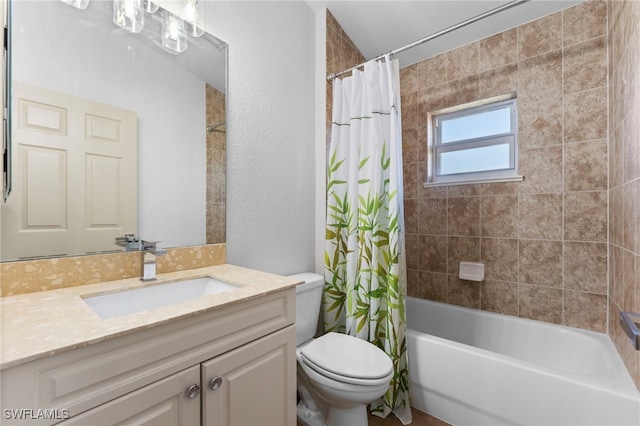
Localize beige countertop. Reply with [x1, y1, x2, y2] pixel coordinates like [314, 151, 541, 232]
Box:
[0, 264, 301, 370]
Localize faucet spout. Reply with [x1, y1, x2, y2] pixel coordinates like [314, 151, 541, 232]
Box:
[140, 240, 166, 282]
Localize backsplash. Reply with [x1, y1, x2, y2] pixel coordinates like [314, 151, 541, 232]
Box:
[1, 244, 226, 297]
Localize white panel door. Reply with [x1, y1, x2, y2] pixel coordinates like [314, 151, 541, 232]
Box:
[2, 82, 137, 259]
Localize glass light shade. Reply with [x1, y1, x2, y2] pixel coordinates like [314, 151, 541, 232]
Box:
[113, 0, 145, 33]
[162, 10, 188, 53]
[143, 0, 159, 13]
[183, 0, 205, 37]
[60, 0, 89, 9]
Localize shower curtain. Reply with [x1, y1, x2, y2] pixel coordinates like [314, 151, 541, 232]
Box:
[324, 56, 411, 424]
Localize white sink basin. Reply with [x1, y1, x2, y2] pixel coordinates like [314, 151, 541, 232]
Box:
[83, 276, 241, 319]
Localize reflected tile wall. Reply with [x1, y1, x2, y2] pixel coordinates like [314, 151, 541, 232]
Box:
[402, 1, 609, 333]
[206, 84, 226, 244]
[608, 0, 640, 389]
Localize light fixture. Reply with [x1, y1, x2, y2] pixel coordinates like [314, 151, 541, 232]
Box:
[60, 0, 90, 9]
[113, 0, 145, 33]
[162, 10, 188, 53]
[62, 0, 206, 54]
[183, 0, 204, 37]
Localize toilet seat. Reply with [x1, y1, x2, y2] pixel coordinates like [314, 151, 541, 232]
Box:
[300, 332, 393, 386]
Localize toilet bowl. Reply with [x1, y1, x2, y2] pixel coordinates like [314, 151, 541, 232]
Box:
[291, 273, 393, 426]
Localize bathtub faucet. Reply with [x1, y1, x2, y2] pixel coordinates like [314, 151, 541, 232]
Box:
[140, 240, 167, 282]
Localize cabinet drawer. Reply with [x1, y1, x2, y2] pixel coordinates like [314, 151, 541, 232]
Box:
[1, 288, 294, 425]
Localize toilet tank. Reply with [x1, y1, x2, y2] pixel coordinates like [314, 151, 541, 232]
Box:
[289, 272, 324, 346]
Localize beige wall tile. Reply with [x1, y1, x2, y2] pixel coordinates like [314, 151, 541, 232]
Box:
[480, 28, 517, 71]
[410, 270, 448, 303]
[447, 76, 480, 107]
[610, 125, 624, 189]
[446, 42, 479, 81]
[419, 235, 447, 273]
[406, 234, 420, 270]
[480, 238, 519, 282]
[623, 113, 639, 183]
[404, 199, 419, 235]
[419, 198, 447, 235]
[518, 13, 562, 59]
[519, 194, 563, 240]
[518, 96, 563, 148]
[623, 249, 637, 311]
[416, 54, 447, 87]
[519, 240, 563, 288]
[564, 191, 608, 242]
[563, 0, 608, 46]
[518, 50, 563, 101]
[479, 63, 518, 98]
[447, 275, 480, 308]
[518, 145, 563, 194]
[610, 244, 624, 306]
[564, 87, 608, 142]
[564, 290, 607, 332]
[403, 162, 419, 199]
[519, 284, 563, 324]
[564, 242, 608, 293]
[480, 280, 519, 316]
[448, 197, 480, 236]
[610, 186, 624, 247]
[480, 195, 518, 238]
[564, 139, 608, 191]
[563, 36, 608, 94]
[623, 182, 638, 251]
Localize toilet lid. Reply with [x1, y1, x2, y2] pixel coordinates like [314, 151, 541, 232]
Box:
[300, 332, 393, 383]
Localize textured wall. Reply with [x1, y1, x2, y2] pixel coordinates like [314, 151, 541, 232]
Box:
[401, 1, 609, 333]
[608, 0, 640, 389]
[207, 2, 316, 275]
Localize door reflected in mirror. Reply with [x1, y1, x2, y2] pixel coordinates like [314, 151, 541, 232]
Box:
[1, 0, 227, 261]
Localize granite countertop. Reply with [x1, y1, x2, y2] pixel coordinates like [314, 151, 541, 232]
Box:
[0, 264, 301, 370]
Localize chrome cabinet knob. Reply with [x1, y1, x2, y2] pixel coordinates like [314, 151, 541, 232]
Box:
[209, 376, 223, 391]
[186, 383, 201, 399]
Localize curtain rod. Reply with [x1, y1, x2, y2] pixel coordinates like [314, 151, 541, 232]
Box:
[327, 0, 530, 81]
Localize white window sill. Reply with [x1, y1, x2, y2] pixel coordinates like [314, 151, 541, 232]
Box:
[423, 175, 524, 188]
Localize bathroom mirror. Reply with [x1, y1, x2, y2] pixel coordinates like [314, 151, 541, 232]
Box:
[1, 0, 227, 261]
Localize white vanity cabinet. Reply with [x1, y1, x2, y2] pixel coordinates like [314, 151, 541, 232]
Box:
[1, 288, 297, 426]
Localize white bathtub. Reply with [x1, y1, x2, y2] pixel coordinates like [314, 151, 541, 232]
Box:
[406, 296, 640, 426]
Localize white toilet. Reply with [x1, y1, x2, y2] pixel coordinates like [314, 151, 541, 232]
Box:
[291, 273, 393, 426]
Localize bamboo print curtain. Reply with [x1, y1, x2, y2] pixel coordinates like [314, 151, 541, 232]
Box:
[324, 57, 411, 424]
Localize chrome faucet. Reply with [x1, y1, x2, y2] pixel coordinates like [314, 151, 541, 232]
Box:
[140, 240, 167, 282]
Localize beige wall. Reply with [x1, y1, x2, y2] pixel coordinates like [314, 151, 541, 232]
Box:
[608, 0, 640, 389]
[401, 1, 610, 333]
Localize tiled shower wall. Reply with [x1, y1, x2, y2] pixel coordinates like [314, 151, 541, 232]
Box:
[608, 0, 640, 388]
[400, 1, 610, 332]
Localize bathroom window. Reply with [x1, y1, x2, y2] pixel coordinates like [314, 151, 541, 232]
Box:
[426, 95, 522, 186]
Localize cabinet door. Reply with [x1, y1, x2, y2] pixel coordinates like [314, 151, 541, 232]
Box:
[202, 326, 297, 426]
[61, 365, 200, 425]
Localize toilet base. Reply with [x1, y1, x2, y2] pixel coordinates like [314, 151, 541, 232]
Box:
[326, 405, 368, 426]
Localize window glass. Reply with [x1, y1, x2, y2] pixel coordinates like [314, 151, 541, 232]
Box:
[440, 106, 512, 143]
[439, 143, 511, 175]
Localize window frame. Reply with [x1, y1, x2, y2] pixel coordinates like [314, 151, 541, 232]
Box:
[426, 94, 522, 186]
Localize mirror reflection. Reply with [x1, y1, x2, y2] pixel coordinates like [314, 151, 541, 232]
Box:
[1, 0, 227, 261]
